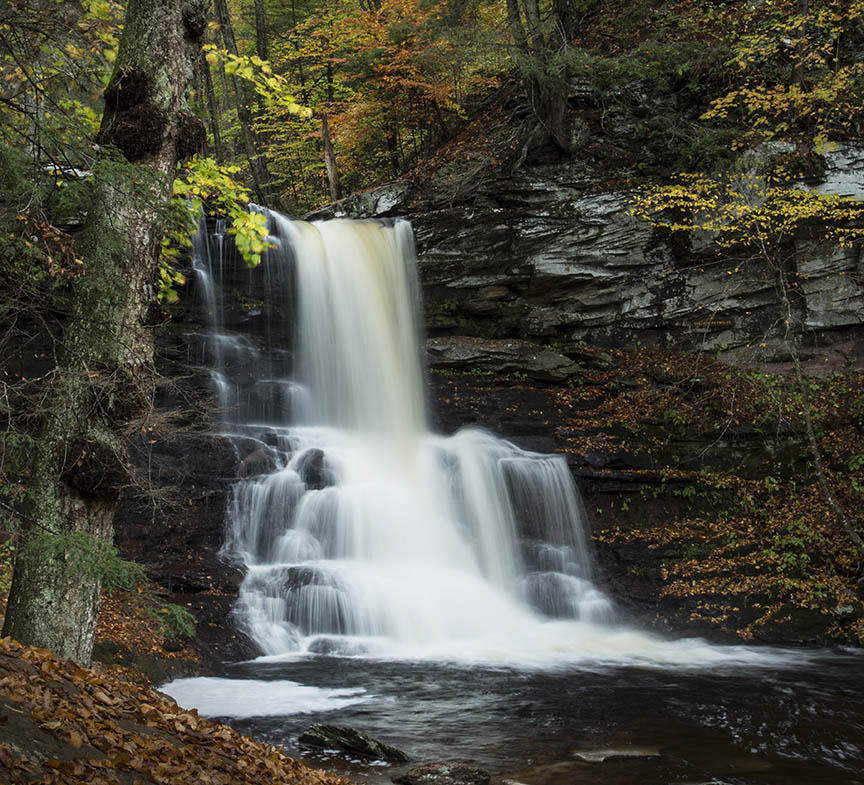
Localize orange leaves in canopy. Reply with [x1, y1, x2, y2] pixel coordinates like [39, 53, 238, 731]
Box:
[304, 0, 466, 110]
[259, 0, 504, 211]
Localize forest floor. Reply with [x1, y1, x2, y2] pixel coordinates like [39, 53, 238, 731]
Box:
[0, 635, 354, 785]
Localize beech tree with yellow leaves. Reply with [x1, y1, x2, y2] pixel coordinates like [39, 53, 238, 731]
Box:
[630, 0, 864, 565]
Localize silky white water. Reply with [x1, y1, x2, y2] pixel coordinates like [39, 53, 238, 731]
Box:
[185, 211, 790, 669]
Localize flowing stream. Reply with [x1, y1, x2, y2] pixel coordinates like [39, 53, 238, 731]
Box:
[163, 212, 864, 784]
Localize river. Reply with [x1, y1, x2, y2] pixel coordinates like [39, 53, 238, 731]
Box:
[165, 647, 864, 785]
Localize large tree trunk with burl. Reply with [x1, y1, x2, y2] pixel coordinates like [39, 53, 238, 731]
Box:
[1, 0, 208, 663]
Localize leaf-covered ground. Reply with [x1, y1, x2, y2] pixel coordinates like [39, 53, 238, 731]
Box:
[0, 636, 354, 785]
[552, 347, 864, 642]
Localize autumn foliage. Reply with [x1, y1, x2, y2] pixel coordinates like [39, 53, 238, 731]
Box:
[0, 635, 354, 785]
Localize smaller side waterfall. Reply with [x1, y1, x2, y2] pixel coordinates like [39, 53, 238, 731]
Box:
[191, 211, 615, 661]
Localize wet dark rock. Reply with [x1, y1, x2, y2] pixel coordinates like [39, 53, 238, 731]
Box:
[237, 448, 275, 478]
[306, 637, 367, 656]
[572, 746, 662, 763]
[273, 566, 334, 593]
[299, 723, 409, 762]
[426, 336, 581, 382]
[564, 347, 618, 369]
[834, 600, 864, 620]
[428, 371, 561, 444]
[306, 182, 412, 220]
[261, 430, 281, 447]
[392, 762, 490, 785]
[751, 605, 835, 645]
[723, 758, 775, 774]
[296, 447, 331, 489]
[585, 452, 622, 469]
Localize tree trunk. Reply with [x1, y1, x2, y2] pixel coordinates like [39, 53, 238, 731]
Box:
[253, 0, 269, 62]
[1, 0, 208, 663]
[23, 90, 42, 165]
[790, 0, 810, 155]
[775, 258, 864, 564]
[792, 0, 809, 89]
[200, 52, 225, 162]
[213, 0, 275, 206]
[552, 0, 580, 44]
[321, 113, 342, 202]
[386, 127, 400, 177]
[505, 0, 529, 55]
[507, 0, 574, 155]
[521, 0, 544, 56]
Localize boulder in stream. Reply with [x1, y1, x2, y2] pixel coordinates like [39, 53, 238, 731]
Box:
[237, 448, 276, 478]
[392, 762, 491, 785]
[571, 745, 662, 763]
[296, 447, 331, 489]
[299, 723, 409, 762]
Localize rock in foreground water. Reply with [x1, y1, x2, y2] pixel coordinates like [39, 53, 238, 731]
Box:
[300, 723, 409, 762]
[392, 762, 491, 785]
[572, 745, 662, 762]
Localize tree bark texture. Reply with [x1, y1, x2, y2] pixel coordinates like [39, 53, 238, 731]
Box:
[506, 0, 575, 155]
[321, 114, 342, 202]
[1, 0, 208, 663]
[213, 0, 276, 206]
[253, 0, 269, 62]
[200, 51, 225, 162]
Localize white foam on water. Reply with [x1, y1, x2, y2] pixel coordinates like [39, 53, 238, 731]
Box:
[160, 676, 368, 719]
[372, 623, 806, 670]
[249, 624, 805, 672]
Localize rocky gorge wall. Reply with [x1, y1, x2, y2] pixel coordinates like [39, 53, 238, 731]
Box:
[313, 143, 864, 372]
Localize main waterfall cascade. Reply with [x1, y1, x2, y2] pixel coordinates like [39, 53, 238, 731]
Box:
[192, 210, 616, 661]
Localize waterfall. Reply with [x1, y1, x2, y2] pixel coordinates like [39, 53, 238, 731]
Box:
[192, 211, 615, 660]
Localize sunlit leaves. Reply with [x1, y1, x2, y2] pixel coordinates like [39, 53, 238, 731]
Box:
[161, 156, 274, 299]
[201, 43, 313, 118]
[631, 172, 864, 253]
[230, 209, 270, 267]
[701, 0, 864, 149]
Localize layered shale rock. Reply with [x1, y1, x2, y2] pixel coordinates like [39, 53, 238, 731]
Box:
[314, 145, 864, 360]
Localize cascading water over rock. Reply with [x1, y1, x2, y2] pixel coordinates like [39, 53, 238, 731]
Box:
[192, 210, 614, 660]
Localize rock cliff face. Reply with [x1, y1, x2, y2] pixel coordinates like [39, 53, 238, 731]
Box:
[313, 145, 864, 362]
